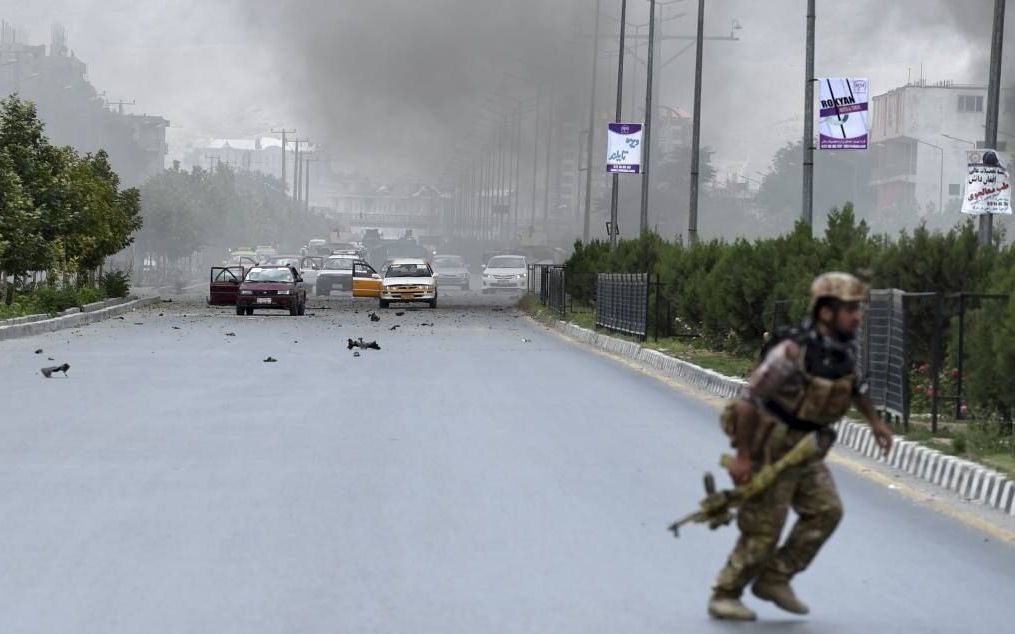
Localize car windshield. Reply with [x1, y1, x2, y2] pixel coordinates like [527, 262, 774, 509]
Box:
[385, 263, 432, 278]
[487, 257, 525, 269]
[245, 268, 293, 283]
[433, 256, 465, 268]
[324, 258, 354, 271]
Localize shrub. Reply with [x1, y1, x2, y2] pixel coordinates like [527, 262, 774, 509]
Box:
[100, 270, 131, 298]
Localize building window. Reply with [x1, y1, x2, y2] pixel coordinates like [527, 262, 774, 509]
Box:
[949, 184, 961, 196]
[958, 95, 984, 113]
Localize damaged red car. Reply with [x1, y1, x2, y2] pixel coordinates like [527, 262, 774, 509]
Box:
[235, 265, 307, 316]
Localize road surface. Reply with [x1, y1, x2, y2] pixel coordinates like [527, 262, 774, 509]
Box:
[0, 291, 1012, 633]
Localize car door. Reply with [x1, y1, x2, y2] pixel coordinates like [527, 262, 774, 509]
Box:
[209, 266, 243, 305]
[351, 261, 382, 298]
[300, 256, 323, 289]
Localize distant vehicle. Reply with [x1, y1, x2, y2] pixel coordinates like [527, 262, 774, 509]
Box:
[254, 245, 278, 262]
[299, 255, 324, 292]
[235, 265, 306, 316]
[225, 247, 258, 267]
[482, 255, 528, 294]
[376, 258, 437, 309]
[368, 240, 429, 269]
[432, 254, 470, 290]
[315, 254, 358, 295]
[261, 255, 303, 269]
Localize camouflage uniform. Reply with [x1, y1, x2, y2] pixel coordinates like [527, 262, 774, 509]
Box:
[712, 326, 864, 600]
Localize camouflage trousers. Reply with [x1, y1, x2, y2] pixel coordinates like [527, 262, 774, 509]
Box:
[712, 458, 843, 598]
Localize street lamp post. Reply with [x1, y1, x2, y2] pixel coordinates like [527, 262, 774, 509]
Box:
[639, 0, 657, 236]
[583, 0, 602, 243]
[687, 0, 705, 243]
[610, 0, 629, 249]
[982, 0, 1007, 246]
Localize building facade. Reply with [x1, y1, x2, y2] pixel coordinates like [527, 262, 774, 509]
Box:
[869, 81, 994, 222]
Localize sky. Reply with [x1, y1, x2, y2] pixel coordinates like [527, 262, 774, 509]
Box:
[0, 0, 1007, 183]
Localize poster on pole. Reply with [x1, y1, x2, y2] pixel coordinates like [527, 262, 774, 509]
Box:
[606, 123, 643, 173]
[962, 149, 1012, 215]
[818, 78, 869, 150]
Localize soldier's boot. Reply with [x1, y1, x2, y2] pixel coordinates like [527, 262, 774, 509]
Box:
[707, 594, 757, 621]
[751, 574, 809, 615]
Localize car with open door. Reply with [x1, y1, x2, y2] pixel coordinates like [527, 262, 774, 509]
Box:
[235, 265, 307, 316]
[208, 266, 246, 305]
[351, 261, 383, 300]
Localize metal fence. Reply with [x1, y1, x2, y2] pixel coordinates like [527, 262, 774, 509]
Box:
[861, 289, 908, 422]
[595, 273, 649, 339]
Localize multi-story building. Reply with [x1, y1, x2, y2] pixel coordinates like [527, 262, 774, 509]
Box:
[869, 80, 996, 222]
[0, 22, 169, 187]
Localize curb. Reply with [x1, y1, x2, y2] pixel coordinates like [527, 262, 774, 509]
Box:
[546, 318, 1015, 517]
[0, 296, 162, 341]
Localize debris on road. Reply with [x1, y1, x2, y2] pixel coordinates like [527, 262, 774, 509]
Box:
[353, 350, 361, 357]
[419, 322, 434, 327]
[395, 311, 406, 316]
[263, 356, 278, 363]
[389, 325, 400, 331]
[348, 338, 381, 351]
[369, 312, 381, 322]
[521, 338, 532, 343]
[34, 349, 43, 354]
[172, 326, 181, 330]
[225, 332, 236, 337]
[40, 363, 70, 378]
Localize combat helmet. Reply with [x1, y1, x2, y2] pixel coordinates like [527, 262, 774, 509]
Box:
[809, 272, 867, 312]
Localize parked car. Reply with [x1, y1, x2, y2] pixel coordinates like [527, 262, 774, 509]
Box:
[315, 254, 358, 295]
[375, 258, 437, 309]
[432, 254, 470, 290]
[235, 265, 307, 316]
[481, 255, 528, 293]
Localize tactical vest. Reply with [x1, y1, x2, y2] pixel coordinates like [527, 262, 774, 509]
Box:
[763, 340, 856, 431]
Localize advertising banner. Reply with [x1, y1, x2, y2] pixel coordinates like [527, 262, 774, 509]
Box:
[606, 123, 643, 174]
[962, 149, 1012, 215]
[818, 78, 869, 150]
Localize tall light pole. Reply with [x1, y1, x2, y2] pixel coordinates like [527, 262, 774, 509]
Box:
[687, 0, 705, 243]
[802, 0, 816, 231]
[982, 0, 1006, 246]
[583, 0, 602, 243]
[610, 0, 629, 249]
[640, 0, 657, 235]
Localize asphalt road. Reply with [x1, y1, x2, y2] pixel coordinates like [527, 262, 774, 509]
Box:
[0, 290, 1013, 633]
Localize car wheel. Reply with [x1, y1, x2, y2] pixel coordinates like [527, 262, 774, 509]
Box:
[379, 299, 390, 309]
[429, 299, 437, 309]
[235, 305, 244, 316]
[289, 301, 299, 316]
[298, 300, 306, 316]
[245, 307, 254, 316]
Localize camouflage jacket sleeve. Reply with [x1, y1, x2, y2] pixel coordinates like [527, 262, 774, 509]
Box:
[740, 339, 801, 405]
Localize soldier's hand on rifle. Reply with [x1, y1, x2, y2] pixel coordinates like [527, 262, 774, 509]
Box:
[728, 451, 753, 485]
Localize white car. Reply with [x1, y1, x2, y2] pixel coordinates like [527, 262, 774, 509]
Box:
[482, 255, 528, 293]
[379, 258, 437, 309]
[315, 254, 358, 295]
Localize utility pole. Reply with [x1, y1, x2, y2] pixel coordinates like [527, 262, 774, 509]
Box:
[610, 0, 628, 249]
[543, 93, 554, 229]
[271, 128, 295, 193]
[802, 0, 816, 231]
[688, 0, 705, 243]
[304, 157, 317, 212]
[982, 0, 1006, 247]
[640, 0, 657, 236]
[583, 0, 602, 243]
[531, 85, 542, 234]
[292, 139, 303, 203]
